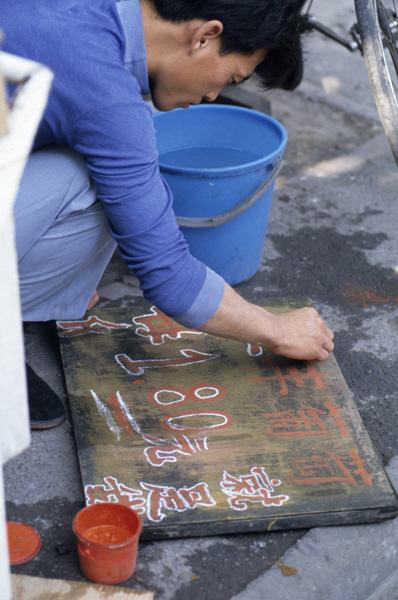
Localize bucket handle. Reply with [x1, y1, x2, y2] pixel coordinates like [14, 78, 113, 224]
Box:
[175, 157, 283, 229]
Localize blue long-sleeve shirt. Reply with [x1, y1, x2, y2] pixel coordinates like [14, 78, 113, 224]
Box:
[1, 0, 224, 327]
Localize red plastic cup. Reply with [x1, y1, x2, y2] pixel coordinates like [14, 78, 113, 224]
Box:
[72, 503, 142, 584]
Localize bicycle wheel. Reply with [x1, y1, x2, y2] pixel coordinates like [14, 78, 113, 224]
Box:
[355, 0, 398, 165]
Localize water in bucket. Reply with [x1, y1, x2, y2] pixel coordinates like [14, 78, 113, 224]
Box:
[159, 147, 262, 169]
[153, 104, 287, 285]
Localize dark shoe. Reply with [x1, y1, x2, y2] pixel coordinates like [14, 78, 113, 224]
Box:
[26, 363, 66, 429]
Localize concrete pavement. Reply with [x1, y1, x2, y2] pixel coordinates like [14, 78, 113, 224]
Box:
[230, 457, 398, 600]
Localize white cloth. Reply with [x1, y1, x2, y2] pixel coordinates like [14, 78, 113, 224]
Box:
[0, 50, 53, 600]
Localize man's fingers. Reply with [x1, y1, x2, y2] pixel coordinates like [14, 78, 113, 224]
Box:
[315, 348, 330, 361]
[324, 325, 334, 340]
[323, 338, 334, 353]
[265, 306, 335, 362]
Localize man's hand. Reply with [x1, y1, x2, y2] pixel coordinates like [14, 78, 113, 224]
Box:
[265, 307, 334, 361]
[198, 283, 334, 362]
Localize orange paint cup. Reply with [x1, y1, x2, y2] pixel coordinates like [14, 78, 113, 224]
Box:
[72, 503, 142, 584]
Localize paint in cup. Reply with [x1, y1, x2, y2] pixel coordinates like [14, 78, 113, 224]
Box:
[72, 503, 142, 584]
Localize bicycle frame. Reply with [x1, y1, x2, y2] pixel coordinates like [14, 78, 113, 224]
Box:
[304, 0, 362, 53]
[305, 0, 398, 165]
[308, 16, 362, 52]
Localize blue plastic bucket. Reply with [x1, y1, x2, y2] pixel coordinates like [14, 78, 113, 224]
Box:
[153, 104, 287, 285]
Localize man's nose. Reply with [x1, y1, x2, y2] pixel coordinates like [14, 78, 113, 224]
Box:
[204, 88, 222, 102]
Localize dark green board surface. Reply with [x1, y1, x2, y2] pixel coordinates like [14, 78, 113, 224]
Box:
[58, 300, 398, 540]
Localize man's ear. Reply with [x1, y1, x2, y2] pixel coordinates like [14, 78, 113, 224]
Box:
[190, 20, 223, 53]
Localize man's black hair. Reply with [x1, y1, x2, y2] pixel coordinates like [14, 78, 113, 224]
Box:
[150, 0, 311, 90]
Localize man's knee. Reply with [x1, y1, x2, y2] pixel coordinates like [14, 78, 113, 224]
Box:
[14, 146, 98, 258]
[22, 146, 95, 213]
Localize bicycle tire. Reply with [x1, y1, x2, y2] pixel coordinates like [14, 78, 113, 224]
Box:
[355, 0, 398, 165]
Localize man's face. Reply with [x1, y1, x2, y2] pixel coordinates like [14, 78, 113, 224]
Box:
[149, 42, 266, 112]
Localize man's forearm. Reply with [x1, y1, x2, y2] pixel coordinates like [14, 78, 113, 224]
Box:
[197, 283, 334, 362]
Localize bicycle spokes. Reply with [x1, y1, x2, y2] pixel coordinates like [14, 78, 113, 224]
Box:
[378, 1, 398, 85]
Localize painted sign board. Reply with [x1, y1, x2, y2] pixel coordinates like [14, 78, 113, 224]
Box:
[58, 300, 398, 540]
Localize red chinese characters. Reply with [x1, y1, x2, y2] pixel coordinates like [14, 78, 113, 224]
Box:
[220, 467, 289, 509]
[133, 306, 202, 345]
[148, 384, 226, 408]
[250, 357, 327, 396]
[262, 400, 347, 438]
[287, 449, 374, 486]
[90, 389, 140, 440]
[144, 385, 230, 464]
[115, 349, 220, 378]
[89, 385, 230, 467]
[83, 304, 375, 533]
[140, 481, 216, 523]
[142, 433, 209, 467]
[58, 315, 131, 337]
[85, 476, 216, 523]
[85, 476, 146, 514]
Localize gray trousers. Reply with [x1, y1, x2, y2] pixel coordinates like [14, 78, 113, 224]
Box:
[14, 146, 117, 322]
